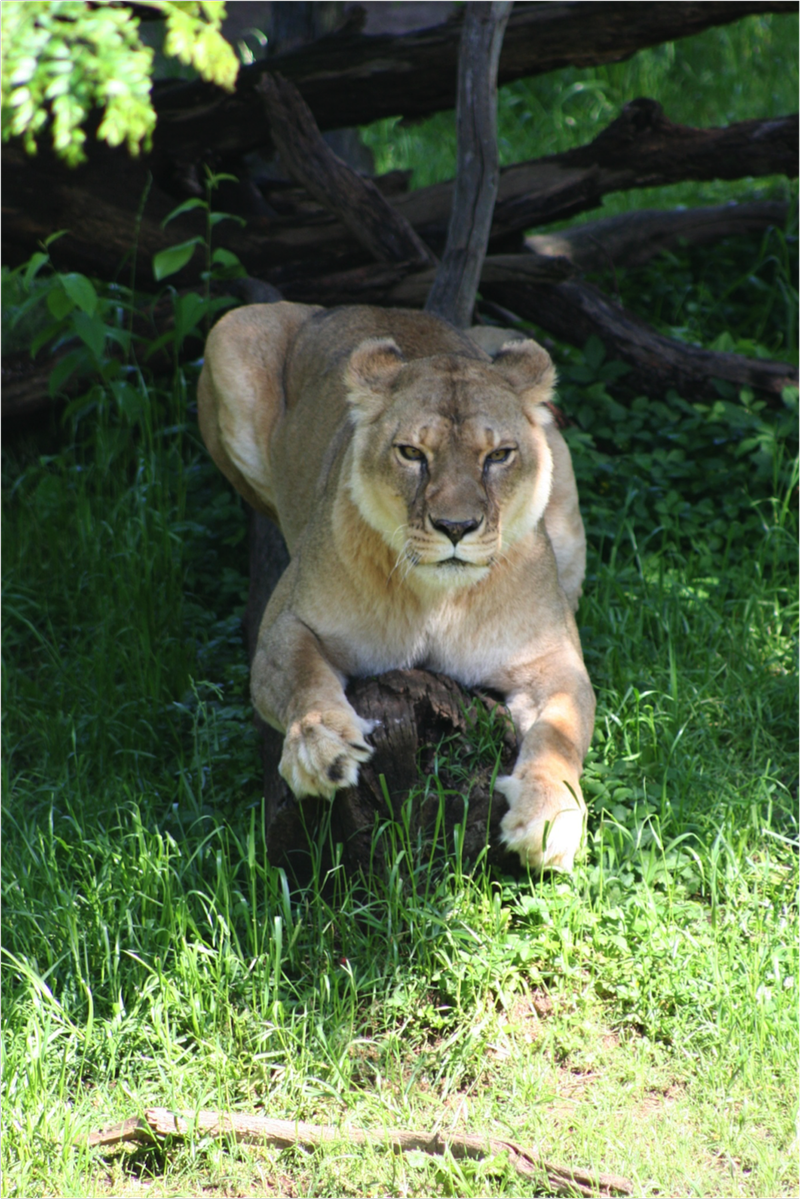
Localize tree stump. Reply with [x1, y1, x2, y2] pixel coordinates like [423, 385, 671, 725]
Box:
[244, 511, 520, 878]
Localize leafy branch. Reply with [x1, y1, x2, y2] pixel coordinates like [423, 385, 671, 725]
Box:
[1, 0, 238, 166]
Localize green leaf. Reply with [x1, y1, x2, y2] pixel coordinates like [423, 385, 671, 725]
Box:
[143, 330, 173, 361]
[162, 197, 206, 227]
[46, 285, 75, 320]
[61, 272, 97, 316]
[43, 229, 69, 248]
[208, 211, 246, 228]
[583, 334, 606, 371]
[47, 347, 85, 397]
[31, 319, 66, 357]
[105, 326, 131, 352]
[22, 252, 50, 288]
[173, 291, 206, 344]
[71, 310, 107, 359]
[152, 238, 202, 281]
[780, 385, 798, 411]
[404, 1151, 429, 1170]
[110, 379, 145, 422]
[211, 248, 241, 268]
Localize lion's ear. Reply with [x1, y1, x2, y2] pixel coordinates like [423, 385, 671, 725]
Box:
[491, 339, 556, 425]
[345, 337, 405, 421]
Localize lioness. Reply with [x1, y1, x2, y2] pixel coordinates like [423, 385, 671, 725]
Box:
[198, 303, 595, 871]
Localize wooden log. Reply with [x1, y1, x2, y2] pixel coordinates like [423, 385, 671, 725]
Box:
[425, 1, 512, 327]
[223, 106, 800, 286]
[255, 73, 435, 267]
[3, 108, 795, 289]
[260, 669, 519, 878]
[481, 276, 799, 401]
[285, 202, 788, 309]
[223, 106, 799, 282]
[1, 351, 72, 421]
[149, 2, 796, 161]
[279, 250, 575, 307]
[524, 200, 791, 271]
[402, 102, 799, 249]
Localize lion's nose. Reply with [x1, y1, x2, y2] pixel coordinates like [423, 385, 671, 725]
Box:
[431, 517, 480, 545]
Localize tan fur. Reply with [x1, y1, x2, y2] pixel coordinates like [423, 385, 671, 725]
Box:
[198, 303, 595, 871]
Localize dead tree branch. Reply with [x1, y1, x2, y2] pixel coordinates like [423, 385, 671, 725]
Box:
[86, 1106, 634, 1198]
[481, 277, 799, 401]
[524, 201, 790, 271]
[454, 101, 798, 243]
[150, 3, 796, 160]
[3, 109, 795, 288]
[256, 73, 435, 268]
[279, 250, 574, 307]
[425, 1, 512, 327]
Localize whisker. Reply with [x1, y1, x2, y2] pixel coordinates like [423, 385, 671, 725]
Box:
[387, 545, 408, 583]
[387, 535, 420, 584]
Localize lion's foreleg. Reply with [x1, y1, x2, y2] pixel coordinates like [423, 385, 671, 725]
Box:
[496, 654, 595, 872]
[251, 611, 374, 800]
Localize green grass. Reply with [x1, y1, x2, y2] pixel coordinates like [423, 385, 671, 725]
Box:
[2, 14, 799, 1199]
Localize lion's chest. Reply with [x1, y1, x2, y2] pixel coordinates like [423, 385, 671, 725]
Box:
[331, 602, 517, 691]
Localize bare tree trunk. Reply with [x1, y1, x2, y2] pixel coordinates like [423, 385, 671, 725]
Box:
[425, 1, 512, 327]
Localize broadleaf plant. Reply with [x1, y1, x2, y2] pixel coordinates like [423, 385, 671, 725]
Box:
[1, 1, 238, 167]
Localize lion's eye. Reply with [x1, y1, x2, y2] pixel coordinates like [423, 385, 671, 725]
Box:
[397, 445, 426, 463]
[485, 448, 513, 465]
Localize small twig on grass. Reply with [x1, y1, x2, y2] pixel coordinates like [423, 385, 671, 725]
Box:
[86, 1107, 634, 1198]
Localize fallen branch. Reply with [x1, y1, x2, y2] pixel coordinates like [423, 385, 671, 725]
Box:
[256, 73, 435, 268]
[4, 108, 795, 289]
[403, 101, 798, 248]
[525, 200, 790, 272]
[1, 351, 73, 421]
[150, 2, 796, 159]
[261, 107, 799, 285]
[280, 250, 574, 307]
[87, 1106, 634, 1198]
[481, 277, 799, 401]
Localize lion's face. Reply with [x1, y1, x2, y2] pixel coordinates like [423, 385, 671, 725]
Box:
[344, 338, 556, 592]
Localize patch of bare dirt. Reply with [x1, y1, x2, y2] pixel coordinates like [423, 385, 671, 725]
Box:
[502, 989, 555, 1041]
[635, 1081, 686, 1121]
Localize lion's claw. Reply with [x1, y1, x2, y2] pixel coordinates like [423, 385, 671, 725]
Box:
[496, 771, 585, 872]
[279, 708, 375, 799]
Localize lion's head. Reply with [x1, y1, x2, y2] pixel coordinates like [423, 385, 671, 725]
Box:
[343, 336, 556, 592]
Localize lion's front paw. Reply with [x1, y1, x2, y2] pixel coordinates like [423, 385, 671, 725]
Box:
[496, 769, 585, 872]
[279, 707, 375, 799]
